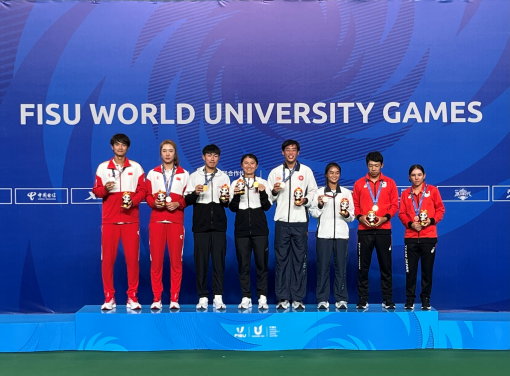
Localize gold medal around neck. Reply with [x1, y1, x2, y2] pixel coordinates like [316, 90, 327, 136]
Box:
[203, 185, 208, 192]
[253, 181, 259, 188]
[372, 205, 378, 212]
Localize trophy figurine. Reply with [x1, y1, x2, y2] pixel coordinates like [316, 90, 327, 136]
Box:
[219, 184, 230, 201]
[367, 210, 377, 226]
[294, 187, 304, 205]
[122, 192, 132, 208]
[419, 209, 428, 226]
[236, 179, 246, 195]
[156, 190, 166, 203]
[340, 198, 349, 216]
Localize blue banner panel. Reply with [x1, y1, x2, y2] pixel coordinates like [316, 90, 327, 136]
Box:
[0, 189, 12, 204]
[492, 186, 510, 202]
[0, 0, 508, 313]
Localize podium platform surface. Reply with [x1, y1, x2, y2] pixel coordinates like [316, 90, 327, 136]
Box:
[1, 305, 508, 352]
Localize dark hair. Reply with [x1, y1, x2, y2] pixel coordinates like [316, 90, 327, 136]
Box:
[281, 139, 300, 152]
[408, 164, 425, 175]
[241, 153, 259, 165]
[110, 133, 131, 147]
[160, 139, 180, 167]
[325, 162, 341, 176]
[366, 151, 383, 165]
[202, 144, 221, 156]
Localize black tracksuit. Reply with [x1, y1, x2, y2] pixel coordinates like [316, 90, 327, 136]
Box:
[229, 180, 271, 299]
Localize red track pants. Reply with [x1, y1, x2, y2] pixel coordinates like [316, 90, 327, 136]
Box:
[101, 223, 140, 299]
[149, 222, 184, 302]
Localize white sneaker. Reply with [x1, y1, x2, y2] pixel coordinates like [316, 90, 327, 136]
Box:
[196, 297, 208, 310]
[258, 295, 269, 310]
[292, 301, 305, 310]
[276, 299, 290, 310]
[317, 301, 329, 310]
[127, 297, 142, 310]
[213, 295, 226, 310]
[335, 301, 348, 310]
[170, 301, 180, 310]
[101, 297, 116, 310]
[151, 300, 162, 310]
[238, 297, 252, 309]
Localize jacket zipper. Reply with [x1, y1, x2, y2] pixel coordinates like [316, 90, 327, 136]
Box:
[210, 175, 214, 227]
[414, 192, 421, 242]
[247, 181, 252, 236]
[287, 170, 291, 223]
[333, 194, 336, 238]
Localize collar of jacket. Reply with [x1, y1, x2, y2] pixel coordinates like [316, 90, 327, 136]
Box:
[325, 184, 342, 194]
[154, 165, 185, 174]
[365, 171, 386, 182]
[283, 161, 301, 171]
[107, 157, 132, 169]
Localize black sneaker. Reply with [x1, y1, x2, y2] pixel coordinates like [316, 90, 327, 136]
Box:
[421, 298, 431, 311]
[382, 299, 396, 309]
[404, 298, 415, 310]
[356, 298, 369, 309]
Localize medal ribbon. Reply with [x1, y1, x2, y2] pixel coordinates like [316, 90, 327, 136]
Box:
[111, 163, 124, 179]
[162, 165, 176, 197]
[366, 178, 383, 207]
[203, 168, 217, 185]
[282, 163, 296, 183]
[242, 175, 256, 190]
[411, 183, 428, 216]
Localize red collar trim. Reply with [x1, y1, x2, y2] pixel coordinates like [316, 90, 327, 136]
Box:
[155, 165, 185, 174]
[107, 157, 131, 169]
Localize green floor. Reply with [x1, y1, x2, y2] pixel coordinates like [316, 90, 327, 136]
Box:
[1, 350, 509, 376]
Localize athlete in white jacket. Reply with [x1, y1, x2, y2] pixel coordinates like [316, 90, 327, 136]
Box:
[267, 140, 317, 310]
[310, 162, 354, 310]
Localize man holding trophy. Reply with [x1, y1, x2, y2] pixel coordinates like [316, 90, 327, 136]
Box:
[268, 140, 317, 311]
[185, 144, 230, 311]
[92, 134, 146, 311]
[353, 151, 399, 310]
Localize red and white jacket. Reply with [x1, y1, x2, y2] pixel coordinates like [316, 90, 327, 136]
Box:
[353, 173, 399, 231]
[398, 184, 445, 240]
[146, 165, 189, 224]
[93, 157, 146, 224]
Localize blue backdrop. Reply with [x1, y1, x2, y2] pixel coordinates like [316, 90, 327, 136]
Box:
[0, 0, 508, 313]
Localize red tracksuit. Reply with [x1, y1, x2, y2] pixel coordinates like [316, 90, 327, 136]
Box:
[352, 172, 399, 301]
[92, 157, 146, 300]
[398, 184, 445, 240]
[353, 172, 399, 231]
[146, 165, 189, 302]
[398, 183, 445, 300]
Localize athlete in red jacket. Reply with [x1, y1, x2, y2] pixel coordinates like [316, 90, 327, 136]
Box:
[145, 140, 189, 310]
[353, 151, 399, 310]
[92, 134, 146, 310]
[398, 164, 445, 310]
